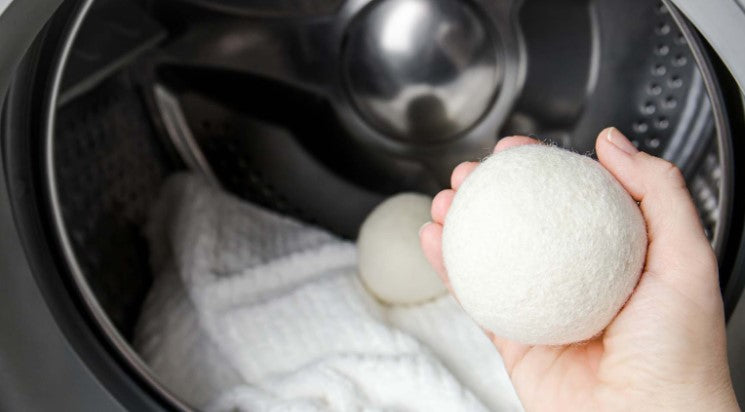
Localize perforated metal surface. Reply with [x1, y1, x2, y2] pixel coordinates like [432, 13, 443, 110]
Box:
[692, 143, 723, 240]
[54, 72, 176, 338]
[630, 2, 697, 154]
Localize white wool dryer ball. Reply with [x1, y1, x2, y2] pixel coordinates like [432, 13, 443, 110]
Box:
[442, 145, 647, 345]
[358, 193, 447, 305]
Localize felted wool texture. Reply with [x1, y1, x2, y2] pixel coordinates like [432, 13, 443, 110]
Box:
[357, 193, 447, 305]
[135, 173, 525, 411]
[442, 144, 647, 345]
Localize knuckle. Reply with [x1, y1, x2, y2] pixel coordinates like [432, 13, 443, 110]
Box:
[652, 157, 686, 189]
[663, 163, 686, 189]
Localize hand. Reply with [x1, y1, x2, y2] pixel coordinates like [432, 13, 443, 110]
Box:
[420, 128, 739, 411]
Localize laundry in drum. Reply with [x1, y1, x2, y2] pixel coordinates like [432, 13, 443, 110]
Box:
[134, 173, 522, 411]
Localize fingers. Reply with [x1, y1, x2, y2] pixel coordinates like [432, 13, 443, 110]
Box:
[451, 162, 478, 190]
[419, 222, 449, 285]
[595, 127, 718, 291]
[431, 190, 454, 224]
[494, 136, 541, 153]
[451, 136, 540, 191]
[596, 127, 708, 246]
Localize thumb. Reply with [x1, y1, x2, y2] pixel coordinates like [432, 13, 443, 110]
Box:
[595, 127, 719, 301]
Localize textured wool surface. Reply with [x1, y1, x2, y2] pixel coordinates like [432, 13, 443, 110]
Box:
[357, 193, 447, 305]
[134, 173, 522, 411]
[442, 145, 647, 345]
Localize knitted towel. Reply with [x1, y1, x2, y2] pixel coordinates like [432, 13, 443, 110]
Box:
[134, 173, 522, 411]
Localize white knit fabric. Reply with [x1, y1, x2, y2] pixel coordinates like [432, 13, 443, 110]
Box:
[387, 297, 520, 410]
[134, 173, 522, 411]
[443, 145, 647, 345]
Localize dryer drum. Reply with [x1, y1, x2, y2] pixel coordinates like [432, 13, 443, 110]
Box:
[1, 0, 743, 409]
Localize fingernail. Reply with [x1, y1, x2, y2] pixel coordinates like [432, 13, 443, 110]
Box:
[419, 222, 431, 236]
[606, 127, 638, 155]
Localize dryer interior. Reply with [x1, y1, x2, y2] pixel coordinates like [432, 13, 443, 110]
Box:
[26, 0, 739, 407]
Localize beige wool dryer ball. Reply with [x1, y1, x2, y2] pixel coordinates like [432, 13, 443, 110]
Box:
[442, 145, 647, 345]
[358, 193, 447, 305]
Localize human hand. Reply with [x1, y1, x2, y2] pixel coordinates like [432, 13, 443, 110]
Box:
[420, 128, 739, 411]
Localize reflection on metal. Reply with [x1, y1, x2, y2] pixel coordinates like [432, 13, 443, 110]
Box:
[343, 0, 499, 142]
[671, 0, 745, 92]
[691, 149, 722, 238]
[153, 84, 220, 186]
[665, 0, 733, 257]
[0, 0, 12, 17]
